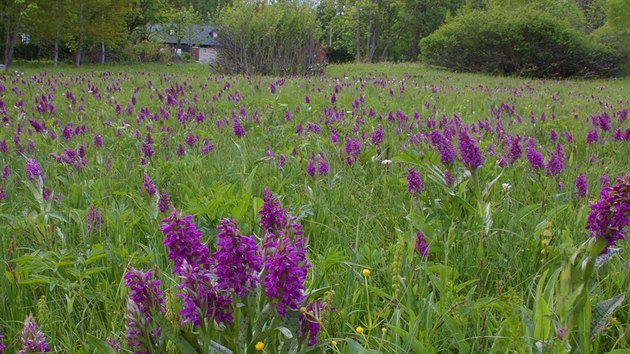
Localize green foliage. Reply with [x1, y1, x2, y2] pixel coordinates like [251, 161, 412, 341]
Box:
[487, 0, 586, 29]
[215, 0, 321, 75]
[420, 7, 627, 77]
[162, 5, 203, 47]
[1, 62, 629, 352]
[590, 0, 630, 69]
[115, 40, 172, 63]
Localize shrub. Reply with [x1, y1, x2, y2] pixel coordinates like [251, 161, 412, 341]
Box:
[115, 40, 172, 64]
[215, 1, 321, 75]
[419, 8, 627, 78]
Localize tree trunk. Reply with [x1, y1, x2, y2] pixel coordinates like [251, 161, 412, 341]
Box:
[365, 14, 371, 63]
[3, 8, 24, 71]
[355, 8, 361, 63]
[76, 0, 84, 67]
[328, 27, 332, 48]
[101, 42, 105, 64]
[5, 23, 21, 70]
[3, 21, 11, 71]
[76, 46, 82, 66]
[54, 38, 59, 68]
[54, 0, 61, 68]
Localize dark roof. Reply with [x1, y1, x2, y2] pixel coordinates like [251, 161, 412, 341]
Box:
[149, 24, 218, 47]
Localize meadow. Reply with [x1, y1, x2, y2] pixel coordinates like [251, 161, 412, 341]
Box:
[0, 62, 628, 353]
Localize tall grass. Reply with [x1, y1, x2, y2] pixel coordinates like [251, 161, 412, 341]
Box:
[0, 63, 628, 353]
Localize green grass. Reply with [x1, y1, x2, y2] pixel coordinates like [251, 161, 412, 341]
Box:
[0, 62, 629, 353]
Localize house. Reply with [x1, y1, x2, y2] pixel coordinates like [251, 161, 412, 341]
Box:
[149, 24, 219, 64]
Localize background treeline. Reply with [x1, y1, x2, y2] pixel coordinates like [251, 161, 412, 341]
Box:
[1, 0, 230, 69]
[2, 0, 629, 77]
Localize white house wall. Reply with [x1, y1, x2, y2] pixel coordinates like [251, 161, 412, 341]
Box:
[198, 48, 217, 64]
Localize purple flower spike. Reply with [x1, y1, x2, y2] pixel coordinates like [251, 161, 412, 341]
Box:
[458, 129, 484, 170]
[586, 175, 630, 250]
[586, 130, 599, 144]
[345, 137, 361, 165]
[575, 174, 588, 198]
[123, 268, 165, 353]
[87, 205, 102, 234]
[415, 232, 429, 259]
[26, 158, 42, 180]
[406, 168, 424, 195]
[161, 212, 211, 274]
[158, 188, 171, 213]
[317, 153, 329, 175]
[298, 302, 323, 347]
[142, 172, 156, 197]
[306, 154, 316, 177]
[259, 189, 310, 316]
[177, 261, 233, 326]
[508, 135, 522, 163]
[546, 144, 565, 177]
[526, 140, 545, 171]
[18, 314, 50, 354]
[0, 331, 6, 354]
[263, 237, 310, 317]
[259, 188, 287, 233]
[232, 118, 246, 138]
[213, 219, 262, 297]
[124, 268, 165, 315]
[371, 125, 384, 146]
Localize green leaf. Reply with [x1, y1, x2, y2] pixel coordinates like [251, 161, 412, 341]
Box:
[85, 334, 118, 354]
[533, 271, 551, 340]
[276, 326, 293, 339]
[591, 295, 624, 339]
[152, 315, 198, 354]
[343, 338, 380, 354]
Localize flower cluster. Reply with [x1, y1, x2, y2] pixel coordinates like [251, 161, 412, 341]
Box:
[87, 205, 102, 234]
[586, 175, 630, 249]
[430, 130, 455, 165]
[546, 143, 565, 176]
[344, 137, 361, 165]
[526, 140, 545, 171]
[371, 125, 384, 146]
[0, 328, 6, 354]
[142, 172, 156, 197]
[575, 174, 588, 198]
[123, 268, 165, 354]
[177, 261, 233, 326]
[158, 188, 170, 213]
[415, 231, 429, 259]
[259, 190, 311, 316]
[406, 168, 424, 195]
[263, 236, 310, 317]
[458, 129, 484, 170]
[18, 314, 50, 354]
[161, 212, 211, 273]
[259, 188, 287, 234]
[298, 302, 323, 347]
[25, 158, 42, 180]
[213, 219, 262, 298]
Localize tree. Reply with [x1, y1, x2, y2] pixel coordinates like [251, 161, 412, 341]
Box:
[167, 0, 233, 20]
[1, 0, 36, 70]
[127, 0, 167, 42]
[162, 5, 203, 50]
[216, 0, 320, 74]
[65, 0, 132, 66]
[318, 0, 393, 63]
[390, 0, 464, 60]
[25, 0, 71, 68]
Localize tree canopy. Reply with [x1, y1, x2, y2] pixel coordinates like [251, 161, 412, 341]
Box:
[1, 0, 628, 76]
